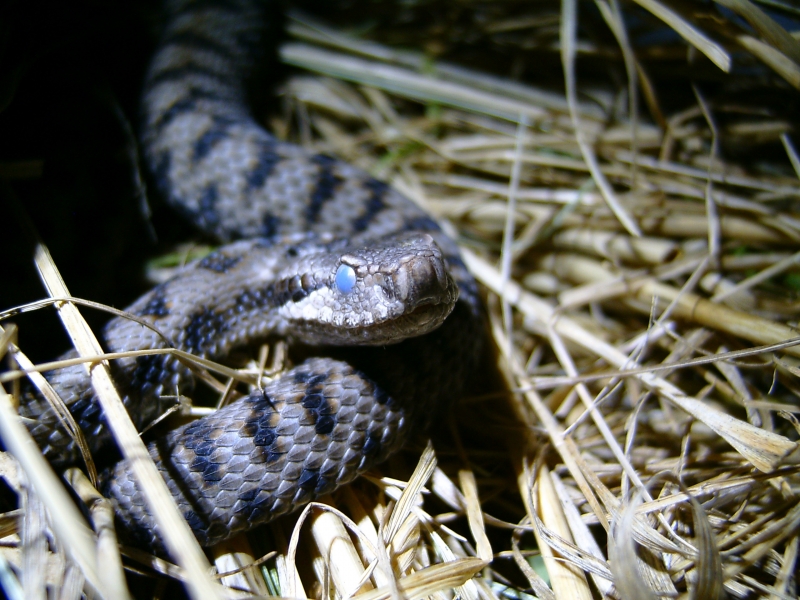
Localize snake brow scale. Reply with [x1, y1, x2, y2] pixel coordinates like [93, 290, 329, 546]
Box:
[17, 0, 483, 549]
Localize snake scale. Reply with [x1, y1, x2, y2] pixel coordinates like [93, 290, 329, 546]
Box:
[18, 0, 482, 548]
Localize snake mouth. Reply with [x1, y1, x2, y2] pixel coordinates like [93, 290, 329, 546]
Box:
[400, 294, 458, 332]
[350, 276, 459, 344]
[292, 274, 458, 347]
[337, 300, 455, 346]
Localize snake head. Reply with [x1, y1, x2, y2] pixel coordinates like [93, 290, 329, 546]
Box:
[281, 232, 459, 346]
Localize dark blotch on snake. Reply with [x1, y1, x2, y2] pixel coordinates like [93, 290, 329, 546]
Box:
[194, 115, 237, 162]
[266, 276, 310, 306]
[254, 428, 276, 448]
[234, 275, 318, 313]
[260, 213, 281, 237]
[232, 288, 270, 312]
[198, 184, 221, 229]
[153, 88, 231, 132]
[297, 469, 319, 490]
[138, 288, 171, 317]
[292, 371, 311, 384]
[301, 392, 335, 435]
[183, 307, 229, 354]
[131, 354, 169, 394]
[352, 179, 388, 232]
[71, 396, 102, 424]
[362, 432, 381, 456]
[198, 252, 242, 273]
[306, 154, 344, 225]
[247, 144, 283, 189]
[308, 374, 328, 387]
[403, 215, 440, 233]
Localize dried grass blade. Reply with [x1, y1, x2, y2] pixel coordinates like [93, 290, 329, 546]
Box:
[551, 229, 679, 265]
[0, 392, 103, 596]
[457, 469, 492, 562]
[631, 0, 731, 71]
[684, 489, 724, 600]
[383, 441, 436, 544]
[711, 250, 800, 302]
[511, 527, 556, 600]
[636, 279, 800, 359]
[19, 469, 50, 600]
[532, 465, 592, 600]
[310, 509, 373, 597]
[0, 551, 24, 600]
[465, 249, 798, 472]
[594, 0, 642, 185]
[780, 132, 800, 178]
[31, 244, 223, 600]
[497, 319, 607, 529]
[280, 44, 549, 123]
[773, 535, 798, 596]
[63, 469, 131, 600]
[561, 0, 640, 237]
[692, 86, 722, 260]
[549, 471, 614, 595]
[614, 150, 800, 195]
[351, 557, 487, 600]
[714, 0, 800, 64]
[3, 333, 96, 483]
[608, 491, 659, 600]
[735, 34, 800, 89]
[287, 12, 579, 116]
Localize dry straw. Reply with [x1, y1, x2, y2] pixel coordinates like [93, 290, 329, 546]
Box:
[2, 1, 800, 599]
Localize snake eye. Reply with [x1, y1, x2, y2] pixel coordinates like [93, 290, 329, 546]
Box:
[335, 264, 356, 293]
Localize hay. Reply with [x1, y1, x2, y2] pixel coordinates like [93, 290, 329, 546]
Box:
[1, 1, 799, 598]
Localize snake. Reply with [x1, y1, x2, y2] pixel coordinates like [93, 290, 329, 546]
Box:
[17, 0, 482, 549]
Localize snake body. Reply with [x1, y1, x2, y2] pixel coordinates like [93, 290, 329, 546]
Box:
[19, 0, 481, 548]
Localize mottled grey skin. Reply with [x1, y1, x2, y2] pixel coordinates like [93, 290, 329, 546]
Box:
[20, 0, 482, 549]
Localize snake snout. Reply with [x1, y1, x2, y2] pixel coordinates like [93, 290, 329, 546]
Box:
[392, 252, 452, 308]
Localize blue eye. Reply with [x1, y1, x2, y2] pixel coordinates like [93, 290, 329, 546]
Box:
[335, 264, 356, 293]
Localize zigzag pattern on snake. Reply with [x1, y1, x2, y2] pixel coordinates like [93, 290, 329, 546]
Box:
[18, 0, 482, 548]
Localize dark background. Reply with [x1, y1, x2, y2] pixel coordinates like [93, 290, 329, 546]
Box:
[2, 0, 165, 360]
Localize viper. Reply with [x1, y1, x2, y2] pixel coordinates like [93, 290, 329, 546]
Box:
[18, 0, 483, 548]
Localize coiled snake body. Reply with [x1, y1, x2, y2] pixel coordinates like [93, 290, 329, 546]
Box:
[19, 0, 482, 548]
